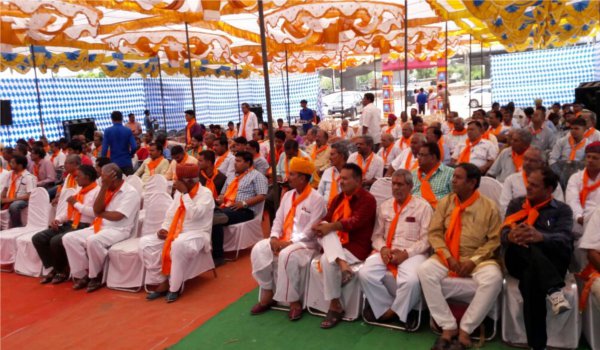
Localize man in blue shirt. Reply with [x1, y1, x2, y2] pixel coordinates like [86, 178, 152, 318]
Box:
[416, 88, 428, 115]
[101, 111, 137, 175]
[299, 99, 317, 134]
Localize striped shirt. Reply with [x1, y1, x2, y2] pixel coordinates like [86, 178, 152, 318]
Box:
[221, 169, 268, 215]
[411, 164, 454, 202]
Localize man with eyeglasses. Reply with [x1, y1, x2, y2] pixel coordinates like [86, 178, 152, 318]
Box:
[411, 142, 454, 209]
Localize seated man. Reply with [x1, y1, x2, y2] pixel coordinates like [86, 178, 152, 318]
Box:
[579, 206, 600, 309]
[566, 142, 600, 236]
[395, 122, 413, 152]
[212, 151, 268, 265]
[359, 169, 433, 325]
[335, 119, 355, 140]
[311, 164, 377, 329]
[63, 163, 141, 292]
[503, 166, 575, 350]
[250, 158, 326, 320]
[214, 137, 235, 178]
[197, 150, 227, 200]
[378, 134, 401, 173]
[30, 146, 56, 188]
[347, 135, 383, 189]
[387, 133, 426, 176]
[451, 120, 498, 175]
[306, 128, 331, 181]
[33, 165, 100, 284]
[426, 127, 450, 165]
[487, 129, 532, 183]
[165, 145, 198, 181]
[418, 163, 503, 350]
[276, 139, 308, 183]
[412, 142, 454, 209]
[140, 164, 214, 303]
[549, 118, 588, 185]
[445, 118, 468, 155]
[247, 140, 269, 176]
[134, 142, 169, 184]
[318, 142, 348, 206]
[1, 156, 37, 227]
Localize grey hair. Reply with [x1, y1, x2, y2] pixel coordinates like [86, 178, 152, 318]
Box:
[392, 169, 414, 187]
[412, 133, 427, 143]
[101, 163, 123, 180]
[360, 134, 375, 148]
[402, 122, 414, 130]
[331, 141, 350, 160]
[65, 154, 81, 166]
[309, 128, 319, 136]
[582, 109, 597, 124]
[511, 128, 533, 145]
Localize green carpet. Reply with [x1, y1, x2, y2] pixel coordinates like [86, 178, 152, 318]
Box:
[171, 289, 590, 350]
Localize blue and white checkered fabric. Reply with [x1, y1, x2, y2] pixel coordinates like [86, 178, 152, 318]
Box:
[0, 74, 319, 146]
[491, 43, 600, 108]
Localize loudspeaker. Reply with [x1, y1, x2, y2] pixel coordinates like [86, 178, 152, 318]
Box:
[248, 104, 264, 124]
[62, 118, 97, 141]
[1, 100, 12, 126]
[575, 81, 600, 128]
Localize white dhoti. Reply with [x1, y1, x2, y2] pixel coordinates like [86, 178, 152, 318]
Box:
[417, 257, 503, 334]
[358, 253, 426, 322]
[319, 232, 361, 301]
[139, 231, 210, 293]
[63, 227, 130, 279]
[251, 239, 316, 303]
[592, 278, 600, 309]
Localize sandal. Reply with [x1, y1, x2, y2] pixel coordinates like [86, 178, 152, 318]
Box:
[320, 309, 345, 329]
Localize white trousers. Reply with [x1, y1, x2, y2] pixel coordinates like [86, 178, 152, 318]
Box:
[417, 257, 503, 334]
[358, 253, 426, 322]
[63, 227, 130, 279]
[592, 278, 600, 309]
[319, 232, 361, 301]
[139, 232, 209, 293]
[251, 239, 316, 303]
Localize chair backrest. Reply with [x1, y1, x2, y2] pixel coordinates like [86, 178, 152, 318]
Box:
[369, 177, 393, 206]
[0, 170, 9, 194]
[125, 175, 144, 195]
[140, 192, 173, 237]
[144, 174, 168, 195]
[480, 176, 503, 210]
[26, 188, 52, 228]
[55, 187, 77, 221]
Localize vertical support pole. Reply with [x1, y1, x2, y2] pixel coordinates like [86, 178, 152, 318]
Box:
[373, 54, 377, 104]
[444, 20, 449, 119]
[285, 48, 291, 125]
[235, 65, 241, 124]
[157, 55, 167, 130]
[30, 45, 45, 138]
[468, 35, 472, 116]
[184, 22, 196, 113]
[403, 0, 408, 116]
[339, 51, 344, 116]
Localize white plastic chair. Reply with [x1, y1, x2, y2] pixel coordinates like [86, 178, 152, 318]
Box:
[502, 274, 582, 348]
[479, 177, 503, 211]
[126, 175, 144, 196]
[14, 188, 75, 277]
[369, 177, 393, 206]
[144, 174, 168, 195]
[305, 256, 364, 321]
[582, 287, 600, 350]
[0, 188, 51, 271]
[223, 202, 265, 260]
[106, 192, 172, 292]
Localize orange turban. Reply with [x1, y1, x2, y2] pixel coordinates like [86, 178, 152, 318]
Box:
[289, 157, 315, 176]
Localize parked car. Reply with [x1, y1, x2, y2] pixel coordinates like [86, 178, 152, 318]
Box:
[469, 86, 492, 108]
[322, 91, 364, 119]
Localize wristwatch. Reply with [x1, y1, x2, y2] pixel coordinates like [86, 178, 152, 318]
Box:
[242, 201, 248, 209]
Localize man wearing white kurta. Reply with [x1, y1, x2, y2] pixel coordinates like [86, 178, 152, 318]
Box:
[347, 135, 384, 188]
[238, 103, 259, 139]
[359, 93, 382, 146]
[359, 169, 432, 324]
[335, 119, 355, 140]
[318, 142, 348, 205]
[579, 206, 600, 307]
[451, 120, 498, 174]
[387, 133, 426, 176]
[63, 163, 141, 292]
[565, 142, 600, 236]
[250, 157, 326, 320]
[140, 163, 214, 303]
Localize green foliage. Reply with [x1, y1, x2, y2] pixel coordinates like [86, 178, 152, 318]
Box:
[414, 68, 436, 80]
[75, 70, 106, 79]
[470, 66, 485, 80]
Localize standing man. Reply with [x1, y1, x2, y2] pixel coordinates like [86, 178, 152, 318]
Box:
[126, 113, 143, 137]
[312, 163, 377, 329]
[184, 110, 203, 147]
[238, 103, 259, 140]
[360, 93, 382, 149]
[502, 167, 574, 350]
[416, 88, 428, 115]
[347, 135, 384, 189]
[101, 111, 137, 175]
[418, 163, 503, 350]
[143, 109, 155, 133]
[299, 99, 317, 134]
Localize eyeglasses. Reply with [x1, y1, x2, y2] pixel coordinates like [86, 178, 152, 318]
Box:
[417, 153, 431, 158]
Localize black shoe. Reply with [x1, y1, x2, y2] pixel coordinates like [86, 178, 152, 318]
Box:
[40, 270, 56, 284]
[86, 277, 103, 293]
[146, 291, 168, 301]
[362, 303, 377, 322]
[166, 291, 179, 303]
[51, 272, 69, 285]
[213, 256, 226, 267]
[73, 276, 90, 290]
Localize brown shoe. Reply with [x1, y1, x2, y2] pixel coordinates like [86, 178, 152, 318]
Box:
[288, 306, 303, 321]
[73, 276, 90, 290]
[250, 301, 274, 315]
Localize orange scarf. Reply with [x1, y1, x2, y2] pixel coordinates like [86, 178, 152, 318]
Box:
[452, 129, 467, 136]
[512, 148, 527, 172]
[418, 163, 440, 208]
[385, 125, 395, 134]
[503, 197, 553, 228]
[92, 182, 123, 233]
[584, 127, 597, 139]
[33, 162, 40, 179]
[281, 185, 312, 241]
[580, 169, 600, 207]
[381, 145, 394, 165]
[578, 263, 600, 311]
[147, 156, 165, 176]
[568, 136, 586, 161]
[161, 183, 200, 274]
[482, 130, 492, 140]
[404, 152, 418, 171]
[51, 151, 59, 164]
[438, 138, 445, 162]
[92, 146, 102, 158]
[241, 113, 250, 138]
[332, 193, 353, 244]
[489, 124, 502, 136]
[457, 138, 481, 164]
[7, 170, 23, 200]
[328, 170, 340, 207]
[215, 151, 229, 170]
[311, 145, 328, 161]
[222, 169, 250, 208]
[201, 170, 218, 199]
[69, 182, 98, 228]
[185, 119, 195, 145]
[436, 191, 480, 277]
[397, 136, 411, 150]
[65, 172, 78, 189]
[226, 129, 236, 139]
[357, 153, 374, 179]
[385, 195, 412, 277]
[340, 127, 347, 139]
[530, 126, 543, 135]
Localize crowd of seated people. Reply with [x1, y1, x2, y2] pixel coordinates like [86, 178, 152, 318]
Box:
[1, 98, 599, 350]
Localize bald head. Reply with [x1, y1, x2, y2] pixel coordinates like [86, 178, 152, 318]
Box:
[522, 147, 544, 174]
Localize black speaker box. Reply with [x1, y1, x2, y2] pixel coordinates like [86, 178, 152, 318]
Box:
[575, 81, 600, 128]
[1, 100, 12, 126]
[249, 104, 264, 124]
[62, 118, 97, 141]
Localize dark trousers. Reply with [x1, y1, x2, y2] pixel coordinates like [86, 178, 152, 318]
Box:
[120, 166, 134, 176]
[505, 242, 571, 350]
[32, 222, 89, 273]
[211, 208, 255, 258]
[418, 103, 425, 114]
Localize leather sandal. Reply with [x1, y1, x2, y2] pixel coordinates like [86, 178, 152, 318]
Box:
[288, 306, 303, 321]
[431, 337, 452, 350]
[250, 301, 274, 315]
[320, 309, 345, 329]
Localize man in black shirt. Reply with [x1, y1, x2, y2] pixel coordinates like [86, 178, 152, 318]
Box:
[197, 150, 226, 201]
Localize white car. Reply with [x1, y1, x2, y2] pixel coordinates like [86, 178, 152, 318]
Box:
[469, 86, 492, 108]
[321, 91, 364, 119]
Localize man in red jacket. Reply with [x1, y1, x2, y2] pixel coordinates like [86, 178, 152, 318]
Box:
[312, 163, 377, 329]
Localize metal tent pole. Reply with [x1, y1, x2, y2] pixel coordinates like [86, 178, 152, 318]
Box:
[444, 20, 449, 118]
[157, 55, 167, 130]
[468, 35, 472, 116]
[373, 54, 377, 103]
[235, 65, 242, 124]
[403, 0, 408, 116]
[258, 0, 279, 207]
[184, 22, 196, 113]
[30, 45, 45, 138]
[285, 48, 291, 125]
[339, 51, 344, 116]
